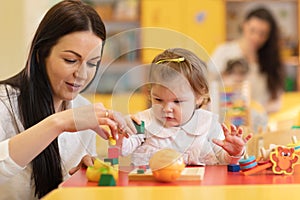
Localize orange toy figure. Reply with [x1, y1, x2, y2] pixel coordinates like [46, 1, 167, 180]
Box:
[270, 146, 299, 175]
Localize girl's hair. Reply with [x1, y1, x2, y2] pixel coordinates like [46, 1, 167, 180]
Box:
[150, 48, 210, 108]
[0, 0, 106, 198]
[245, 7, 284, 99]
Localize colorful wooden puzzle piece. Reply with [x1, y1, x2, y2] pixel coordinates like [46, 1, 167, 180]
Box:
[133, 120, 145, 134]
[270, 146, 299, 175]
[98, 174, 116, 186]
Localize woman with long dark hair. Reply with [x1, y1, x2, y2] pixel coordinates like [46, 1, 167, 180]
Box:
[209, 7, 285, 113]
[0, 1, 134, 199]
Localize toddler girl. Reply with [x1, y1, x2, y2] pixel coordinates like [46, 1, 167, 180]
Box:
[121, 48, 252, 166]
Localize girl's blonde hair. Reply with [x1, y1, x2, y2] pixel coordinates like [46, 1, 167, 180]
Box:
[150, 48, 210, 108]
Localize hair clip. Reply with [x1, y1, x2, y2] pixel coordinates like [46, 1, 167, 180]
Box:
[155, 57, 185, 64]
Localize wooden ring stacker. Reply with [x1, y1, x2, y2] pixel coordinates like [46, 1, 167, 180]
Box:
[239, 155, 257, 172]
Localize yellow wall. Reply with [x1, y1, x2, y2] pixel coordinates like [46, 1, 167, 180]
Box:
[0, 2, 25, 79]
[83, 93, 149, 115]
[141, 0, 226, 63]
[0, 0, 61, 80]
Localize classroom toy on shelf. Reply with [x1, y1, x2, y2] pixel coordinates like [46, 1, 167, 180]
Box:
[230, 135, 300, 176]
[219, 83, 250, 128]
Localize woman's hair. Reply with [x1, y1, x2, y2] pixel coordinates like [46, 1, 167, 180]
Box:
[150, 48, 210, 108]
[0, 0, 106, 198]
[245, 7, 285, 99]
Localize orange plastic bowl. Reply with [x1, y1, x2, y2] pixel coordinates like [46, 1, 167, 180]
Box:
[149, 149, 185, 182]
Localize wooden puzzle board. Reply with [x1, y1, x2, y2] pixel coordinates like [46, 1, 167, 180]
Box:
[128, 167, 205, 181]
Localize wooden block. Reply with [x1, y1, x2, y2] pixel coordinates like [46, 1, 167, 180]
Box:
[108, 147, 119, 158]
[227, 164, 240, 172]
[104, 158, 119, 165]
[242, 162, 273, 176]
[134, 120, 145, 134]
[137, 169, 145, 174]
[129, 167, 205, 181]
[98, 174, 116, 186]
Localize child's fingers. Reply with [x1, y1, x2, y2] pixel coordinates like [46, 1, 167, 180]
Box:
[131, 115, 141, 125]
[221, 123, 230, 137]
[212, 138, 225, 147]
[243, 133, 253, 143]
[230, 124, 237, 133]
[237, 127, 243, 136]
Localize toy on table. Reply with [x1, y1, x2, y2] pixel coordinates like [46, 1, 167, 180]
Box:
[270, 146, 298, 175]
[227, 164, 240, 172]
[287, 136, 300, 156]
[85, 158, 118, 184]
[86, 136, 120, 185]
[129, 165, 205, 181]
[238, 155, 272, 176]
[149, 149, 186, 182]
[98, 174, 116, 186]
[128, 149, 204, 182]
[231, 136, 300, 176]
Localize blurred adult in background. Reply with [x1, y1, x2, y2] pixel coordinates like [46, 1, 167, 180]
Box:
[208, 7, 285, 114]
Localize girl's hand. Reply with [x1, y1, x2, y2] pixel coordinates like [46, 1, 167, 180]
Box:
[69, 155, 95, 175]
[212, 123, 252, 157]
[122, 115, 140, 138]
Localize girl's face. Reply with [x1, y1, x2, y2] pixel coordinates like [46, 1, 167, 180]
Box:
[242, 17, 270, 50]
[150, 80, 202, 128]
[45, 31, 103, 108]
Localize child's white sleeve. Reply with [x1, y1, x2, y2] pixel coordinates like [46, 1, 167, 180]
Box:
[121, 134, 145, 156]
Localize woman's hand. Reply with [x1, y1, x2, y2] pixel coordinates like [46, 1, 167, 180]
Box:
[212, 124, 252, 157]
[56, 103, 135, 140]
[109, 112, 137, 138]
[69, 155, 94, 175]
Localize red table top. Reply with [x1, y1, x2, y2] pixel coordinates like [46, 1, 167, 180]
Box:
[60, 165, 300, 187]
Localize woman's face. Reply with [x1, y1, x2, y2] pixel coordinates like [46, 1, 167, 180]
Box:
[150, 79, 201, 128]
[242, 16, 270, 50]
[46, 31, 103, 106]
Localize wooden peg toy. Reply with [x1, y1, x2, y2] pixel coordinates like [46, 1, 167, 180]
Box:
[239, 154, 272, 176]
[239, 155, 257, 172]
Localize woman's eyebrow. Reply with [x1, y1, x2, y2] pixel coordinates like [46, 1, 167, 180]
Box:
[63, 50, 82, 58]
[63, 50, 101, 61]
